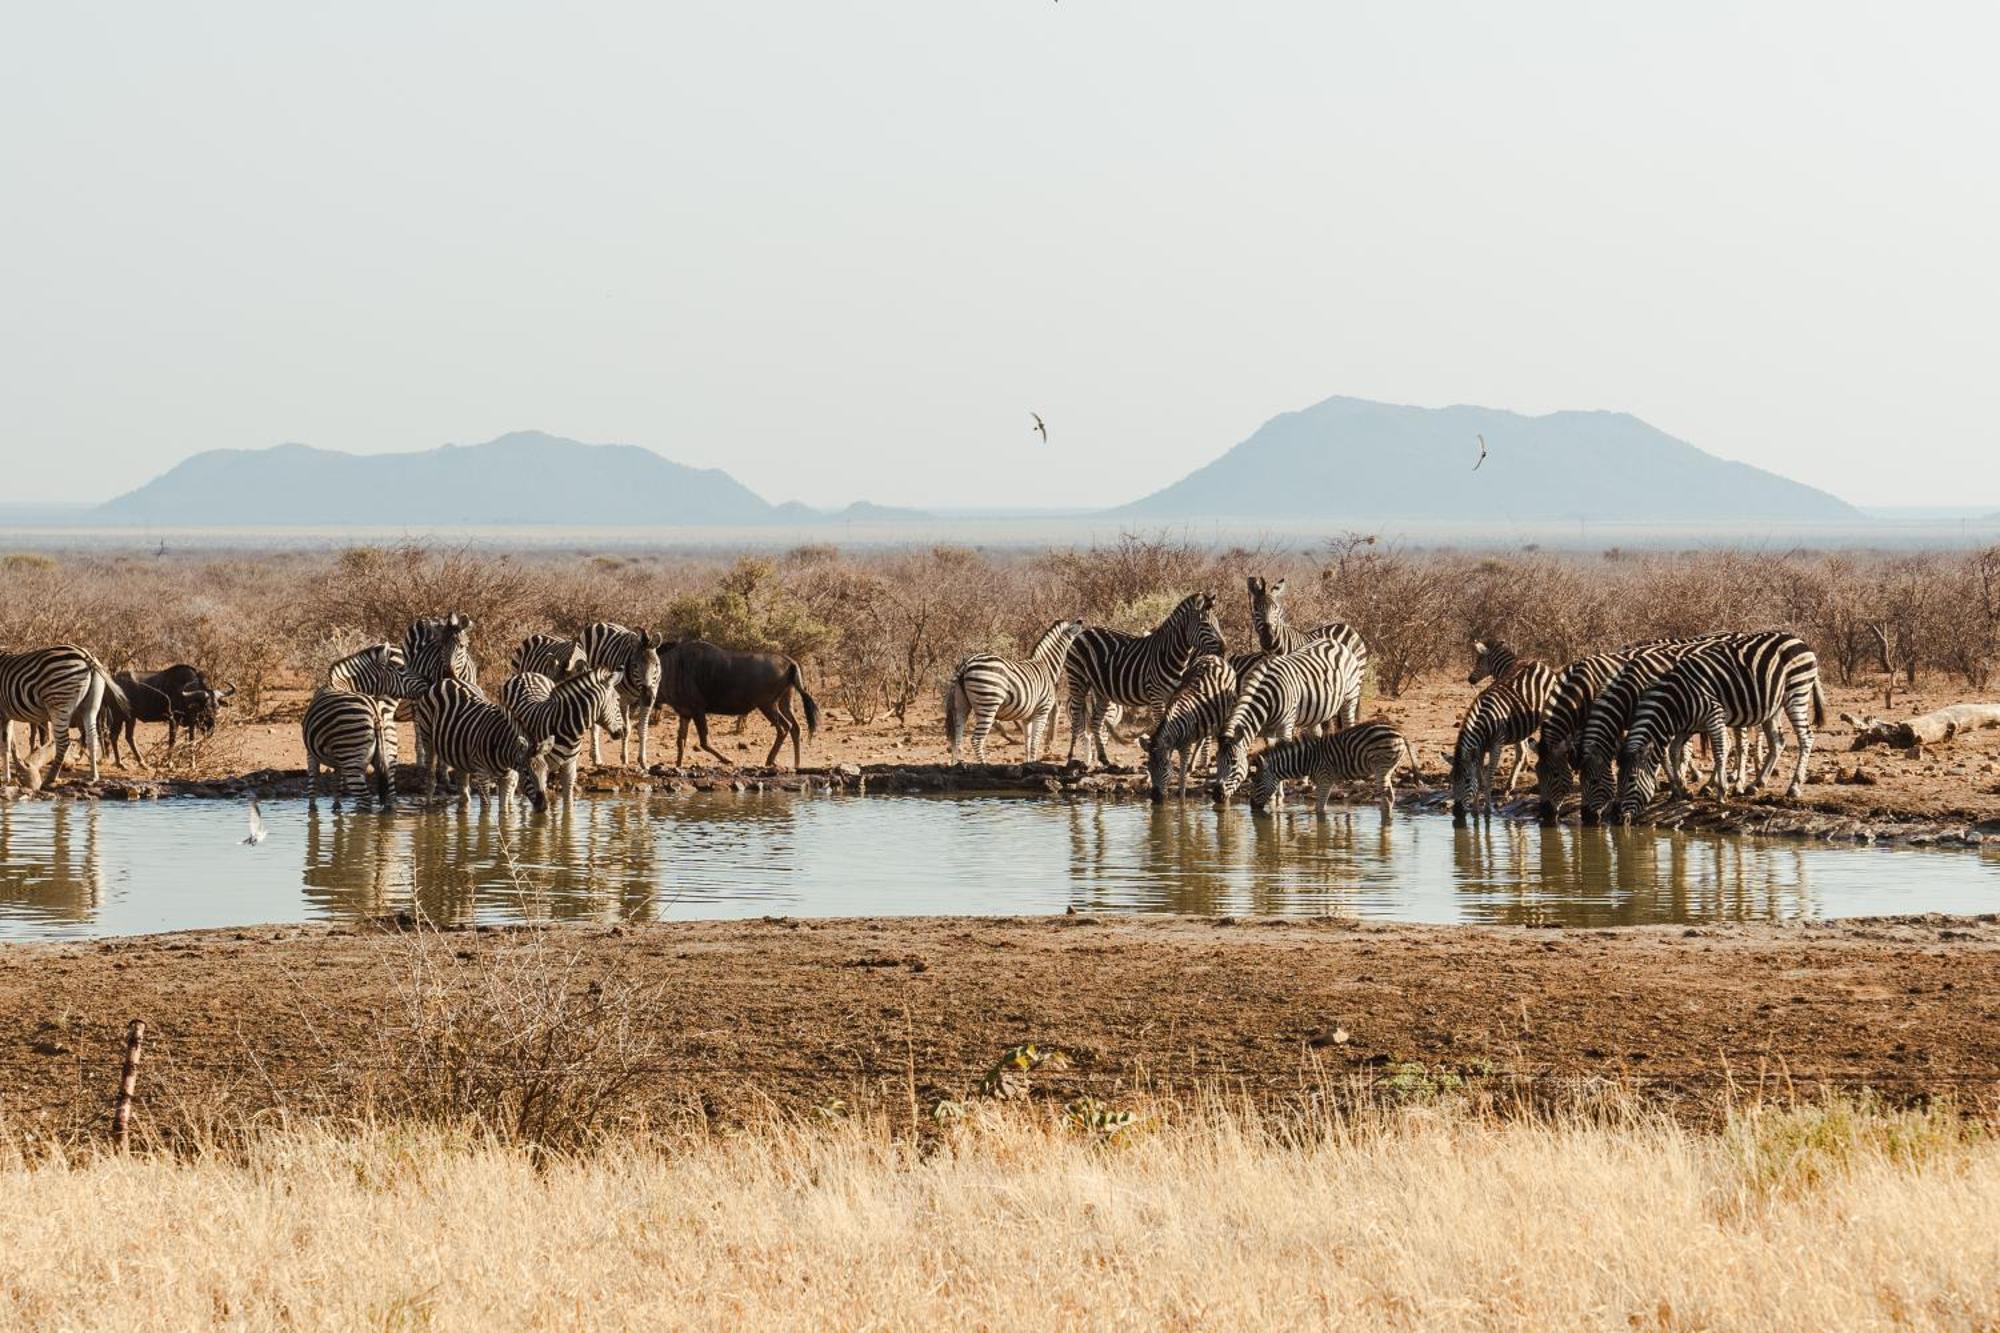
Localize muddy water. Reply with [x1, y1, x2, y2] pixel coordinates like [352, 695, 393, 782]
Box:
[0, 793, 1994, 941]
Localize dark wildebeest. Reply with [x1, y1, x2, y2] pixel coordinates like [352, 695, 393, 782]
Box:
[657, 638, 821, 770]
[41, 664, 227, 767]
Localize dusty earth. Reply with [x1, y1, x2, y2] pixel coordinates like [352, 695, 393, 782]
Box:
[44, 674, 2000, 834]
[2, 914, 1997, 1142]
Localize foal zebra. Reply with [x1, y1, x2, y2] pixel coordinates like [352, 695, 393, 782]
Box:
[1244, 722, 1417, 814]
[1211, 637, 1364, 802]
[414, 677, 548, 810]
[1064, 594, 1224, 768]
[301, 687, 397, 809]
[502, 667, 626, 800]
[944, 618, 1085, 764]
[1613, 632, 1825, 822]
[1449, 677, 1552, 823]
[1461, 640, 1556, 794]
[511, 633, 588, 681]
[0, 645, 127, 788]
[1245, 576, 1369, 668]
[577, 623, 666, 769]
[1141, 653, 1238, 803]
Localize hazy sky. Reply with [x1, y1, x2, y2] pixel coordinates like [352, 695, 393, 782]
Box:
[6, 3, 1996, 509]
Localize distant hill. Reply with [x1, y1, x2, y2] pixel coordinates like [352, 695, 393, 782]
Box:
[1120, 396, 1860, 521]
[96, 432, 784, 526]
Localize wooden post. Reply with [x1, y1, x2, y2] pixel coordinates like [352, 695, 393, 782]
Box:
[111, 1019, 145, 1151]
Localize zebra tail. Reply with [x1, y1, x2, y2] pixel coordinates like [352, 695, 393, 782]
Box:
[1811, 678, 1826, 728]
[1400, 733, 1421, 778]
[943, 674, 968, 749]
[791, 662, 821, 738]
[96, 664, 129, 715]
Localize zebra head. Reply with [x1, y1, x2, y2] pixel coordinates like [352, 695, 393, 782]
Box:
[1030, 618, 1087, 664]
[1209, 730, 1252, 805]
[1615, 735, 1662, 824]
[1536, 742, 1574, 823]
[1448, 741, 1476, 825]
[1140, 731, 1171, 803]
[1245, 575, 1290, 650]
[1174, 592, 1224, 658]
[587, 667, 628, 738]
[1578, 739, 1621, 824]
[1243, 753, 1281, 813]
[1468, 639, 1514, 686]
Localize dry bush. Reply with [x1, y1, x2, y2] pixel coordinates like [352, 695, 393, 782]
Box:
[1315, 536, 1461, 696]
[661, 556, 835, 661]
[311, 544, 553, 678]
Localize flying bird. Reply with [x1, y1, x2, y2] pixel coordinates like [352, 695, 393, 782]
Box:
[242, 798, 266, 846]
[1473, 433, 1488, 471]
[1030, 412, 1048, 443]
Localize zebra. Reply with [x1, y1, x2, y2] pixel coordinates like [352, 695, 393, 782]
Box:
[0, 646, 127, 789]
[325, 643, 419, 700]
[1244, 722, 1418, 814]
[576, 622, 666, 769]
[301, 687, 397, 809]
[1246, 576, 1369, 668]
[511, 633, 588, 681]
[1534, 648, 1650, 824]
[413, 677, 548, 811]
[1210, 637, 1364, 802]
[1613, 632, 1826, 822]
[1575, 637, 1756, 823]
[403, 614, 478, 689]
[1449, 678, 1550, 823]
[1064, 593, 1225, 768]
[1462, 641, 1556, 790]
[943, 618, 1085, 764]
[1140, 653, 1238, 803]
[501, 667, 627, 801]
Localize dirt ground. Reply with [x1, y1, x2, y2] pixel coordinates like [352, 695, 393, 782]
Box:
[3, 914, 1997, 1142]
[82, 673, 2000, 828]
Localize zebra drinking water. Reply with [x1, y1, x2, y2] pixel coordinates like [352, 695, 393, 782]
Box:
[1063, 593, 1224, 769]
[944, 618, 1085, 764]
[1244, 722, 1417, 814]
[1141, 653, 1238, 803]
[1210, 637, 1364, 803]
[413, 677, 548, 811]
[501, 667, 626, 801]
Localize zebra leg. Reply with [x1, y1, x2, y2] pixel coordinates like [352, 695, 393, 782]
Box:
[1312, 782, 1330, 815]
[45, 709, 72, 786]
[1706, 725, 1730, 800]
[637, 690, 653, 769]
[2, 719, 10, 787]
[1755, 719, 1785, 792]
[591, 720, 602, 767]
[1505, 744, 1527, 792]
[969, 703, 997, 764]
[1787, 703, 1813, 798]
[1086, 696, 1113, 768]
[1065, 690, 1088, 764]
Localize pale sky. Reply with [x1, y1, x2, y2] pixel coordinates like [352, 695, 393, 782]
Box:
[5, 3, 1996, 509]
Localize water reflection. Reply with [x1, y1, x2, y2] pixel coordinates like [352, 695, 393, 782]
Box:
[0, 792, 1985, 942]
[0, 801, 105, 926]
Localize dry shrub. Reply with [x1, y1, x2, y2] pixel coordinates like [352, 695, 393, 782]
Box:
[661, 557, 835, 661]
[1315, 536, 1460, 696]
[311, 544, 552, 677]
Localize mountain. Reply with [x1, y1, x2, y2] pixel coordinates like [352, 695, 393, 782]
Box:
[1120, 396, 1860, 521]
[96, 432, 781, 526]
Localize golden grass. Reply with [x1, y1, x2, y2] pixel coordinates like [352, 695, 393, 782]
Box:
[0, 1100, 1995, 1330]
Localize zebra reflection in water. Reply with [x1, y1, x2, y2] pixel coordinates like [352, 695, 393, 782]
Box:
[0, 800, 104, 925]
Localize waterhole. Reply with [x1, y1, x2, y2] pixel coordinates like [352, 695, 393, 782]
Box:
[0, 793, 1993, 941]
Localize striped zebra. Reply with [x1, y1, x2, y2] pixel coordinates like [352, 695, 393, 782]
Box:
[413, 677, 548, 810]
[1244, 722, 1417, 814]
[1140, 653, 1238, 803]
[1462, 640, 1556, 792]
[325, 643, 418, 700]
[404, 614, 478, 688]
[1211, 637, 1364, 802]
[511, 633, 588, 681]
[1613, 632, 1826, 822]
[1449, 678, 1550, 823]
[577, 623, 666, 769]
[1064, 594, 1224, 768]
[501, 667, 626, 801]
[943, 618, 1085, 764]
[1575, 638, 1751, 823]
[1246, 576, 1370, 669]
[0, 645, 127, 789]
[1534, 648, 1653, 824]
[301, 687, 397, 809]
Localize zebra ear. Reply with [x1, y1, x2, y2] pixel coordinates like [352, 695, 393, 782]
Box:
[1271, 578, 1287, 596]
[1473, 639, 1487, 653]
[1246, 576, 1263, 595]
[1200, 592, 1217, 609]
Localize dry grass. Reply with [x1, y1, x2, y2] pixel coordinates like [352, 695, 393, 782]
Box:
[0, 1099, 1994, 1329]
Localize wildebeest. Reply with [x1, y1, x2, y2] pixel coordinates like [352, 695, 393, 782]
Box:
[656, 638, 821, 770]
[100, 665, 229, 765]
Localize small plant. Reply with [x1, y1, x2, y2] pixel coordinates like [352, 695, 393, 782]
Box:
[978, 1044, 1071, 1100]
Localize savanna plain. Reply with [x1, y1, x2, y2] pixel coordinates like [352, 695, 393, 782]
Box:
[4, 536, 2000, 1330]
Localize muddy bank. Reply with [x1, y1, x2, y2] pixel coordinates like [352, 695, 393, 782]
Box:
[3, 913, 1998, 1141]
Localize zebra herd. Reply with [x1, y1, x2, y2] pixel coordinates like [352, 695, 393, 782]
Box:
[302, 616, 664, 811]
[944, 578, 1828, 825]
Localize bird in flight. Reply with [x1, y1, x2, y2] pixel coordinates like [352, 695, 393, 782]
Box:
[1473, 433, 1488, 471]
[1030, 412, 1048, 443]
[242, 798, 267, 846]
